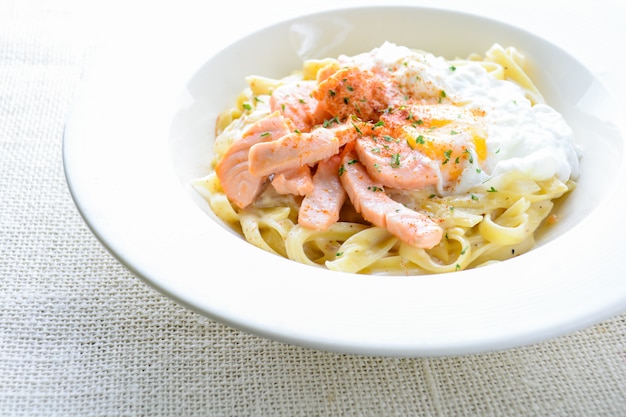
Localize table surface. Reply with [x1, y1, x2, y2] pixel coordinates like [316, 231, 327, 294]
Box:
[2, 0, 626, 416]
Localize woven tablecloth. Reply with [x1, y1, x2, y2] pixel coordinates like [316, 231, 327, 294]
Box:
[2, 1, 626, 416]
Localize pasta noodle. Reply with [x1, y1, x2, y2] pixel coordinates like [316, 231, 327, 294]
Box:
[192, 43, 578, 275]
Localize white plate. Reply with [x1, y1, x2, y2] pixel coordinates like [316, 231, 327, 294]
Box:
[63, 3, 626, 356]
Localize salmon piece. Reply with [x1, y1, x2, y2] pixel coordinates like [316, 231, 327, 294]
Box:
[339, 150, 443, 249]
[311, 66, 388, 122]
[360, 104, 488, 190]
[271, 165, 314, 196]
[298, 155, 346, 230]
[248, 119, 370, 177]
[385, 206, 444, 250]
[248, 129, 337, 178]
[354, 132, 439, 190]
[215, 111, 295, 209]
[269, 81, 331, 132]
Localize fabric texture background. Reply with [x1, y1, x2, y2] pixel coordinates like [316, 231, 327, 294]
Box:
[1, 1, 626, 416]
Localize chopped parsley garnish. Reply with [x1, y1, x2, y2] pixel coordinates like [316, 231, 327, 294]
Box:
[323, 116, 339, 128]
[390, 153, 401, 168]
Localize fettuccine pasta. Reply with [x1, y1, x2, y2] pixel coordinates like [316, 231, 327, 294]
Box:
[192, 42, 580, 275]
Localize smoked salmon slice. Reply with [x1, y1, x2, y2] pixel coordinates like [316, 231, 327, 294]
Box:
[271, 165, 314, 196]
[269, 81, 331, 132]
[247, 119, 370, 177]
[354, 132, 440, 190]
[215, 111, 295, 209]
[311, 66, 388, 122]
[339, 150, 443, 249]
[298, 155, 346, 231]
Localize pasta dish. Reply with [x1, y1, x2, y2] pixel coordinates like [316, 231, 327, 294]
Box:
[192, 42, 580, 275]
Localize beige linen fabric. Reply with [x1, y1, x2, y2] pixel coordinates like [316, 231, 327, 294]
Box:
[1, 1, 626, 416]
